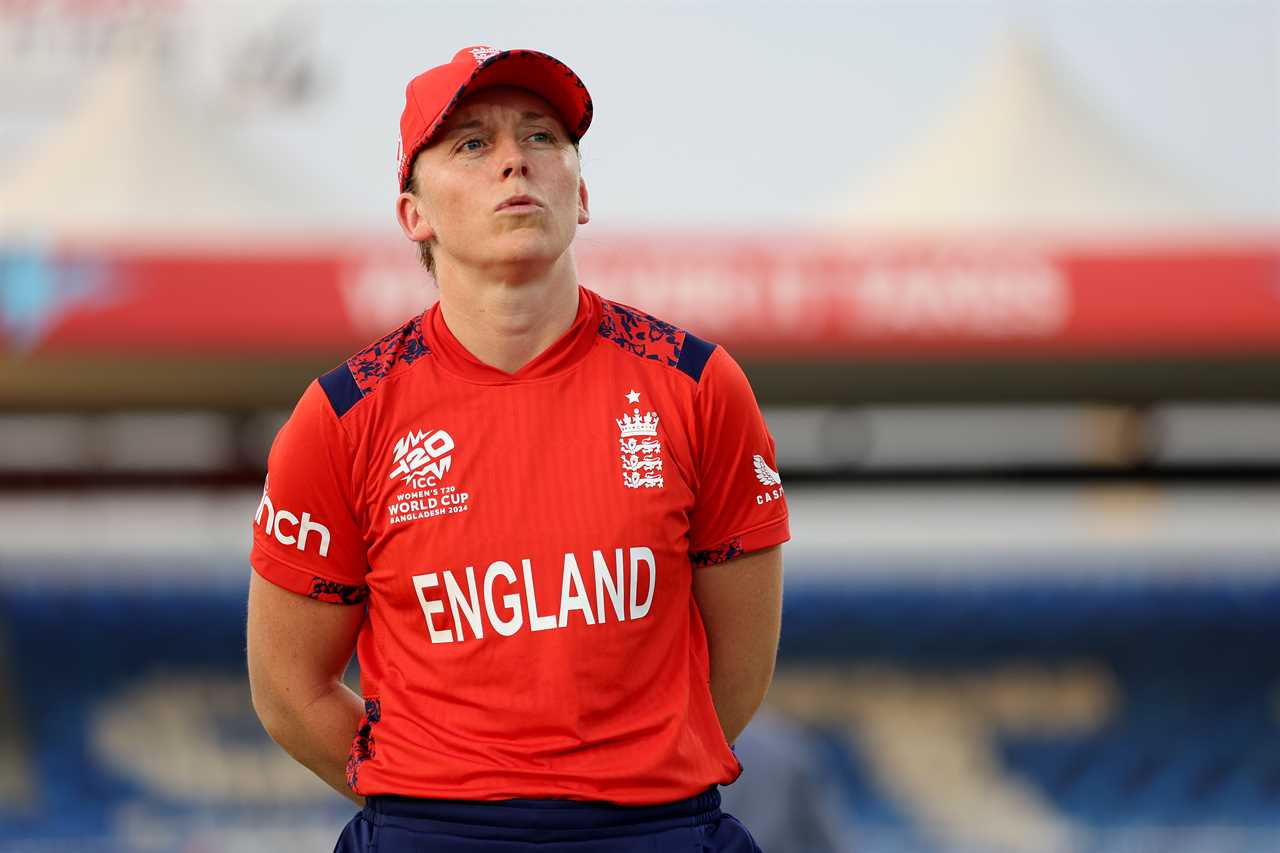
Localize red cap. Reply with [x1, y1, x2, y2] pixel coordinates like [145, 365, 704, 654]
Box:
[396, 46, 593, 191]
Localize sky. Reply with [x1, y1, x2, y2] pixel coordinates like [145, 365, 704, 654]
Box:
[2, 0, 1277, 233]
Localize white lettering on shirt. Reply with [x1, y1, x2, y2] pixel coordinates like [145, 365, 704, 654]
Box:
[629, 546, 655, 620]
[255, 482, 332, 558]
[484, 561, 524, 637]
[523, 558, 557, 632]
[444, 565, 484, 642]
[414, 546, 659, 644]
[558, 553, 595, 628]
[412, 573, 453, 644]
[594, 548, 626, 623]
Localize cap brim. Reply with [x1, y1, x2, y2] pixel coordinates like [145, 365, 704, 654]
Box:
[401, 50, 593, 190]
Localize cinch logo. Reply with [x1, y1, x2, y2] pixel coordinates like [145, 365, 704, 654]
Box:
[255, 481, 331, 558]
[389, 428, 454, 487]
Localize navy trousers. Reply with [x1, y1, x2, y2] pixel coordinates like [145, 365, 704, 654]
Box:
[333, 786, 763, 852]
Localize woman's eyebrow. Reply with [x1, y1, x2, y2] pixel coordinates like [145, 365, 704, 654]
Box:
[441, 119, 486, 139]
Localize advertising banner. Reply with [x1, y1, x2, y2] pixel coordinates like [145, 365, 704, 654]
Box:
[2, 237, 1277, 359]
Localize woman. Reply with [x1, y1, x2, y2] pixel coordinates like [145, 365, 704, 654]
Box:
[247, 45, 788, 853]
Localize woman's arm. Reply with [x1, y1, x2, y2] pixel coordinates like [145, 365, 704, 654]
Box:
[246, 570, 367, 805]
[692, 545, 784, 745]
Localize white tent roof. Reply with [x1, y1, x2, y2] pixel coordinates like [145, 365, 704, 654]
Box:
[834, 30, 1223, 235]
[0, 50, 340, 245]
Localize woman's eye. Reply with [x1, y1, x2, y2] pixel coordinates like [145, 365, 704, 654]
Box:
[529, 131, 553, 143]
[460, 138, 485, 152]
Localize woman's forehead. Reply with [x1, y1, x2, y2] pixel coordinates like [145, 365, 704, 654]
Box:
[447, 86, 566, 127]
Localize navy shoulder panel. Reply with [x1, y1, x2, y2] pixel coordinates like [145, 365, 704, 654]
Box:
[319, 313, 432, 418]
[318, 364, 363, 419]
[597, 299, 718, 382]
[675, 332, 715, 383]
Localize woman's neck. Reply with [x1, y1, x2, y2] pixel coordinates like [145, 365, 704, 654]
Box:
[433, 255, 581, 374]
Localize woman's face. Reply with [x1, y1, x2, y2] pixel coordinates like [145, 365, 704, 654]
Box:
[403, 86, 589, 278]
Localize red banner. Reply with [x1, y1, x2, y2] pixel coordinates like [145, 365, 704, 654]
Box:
[2, 235, 1277, 358]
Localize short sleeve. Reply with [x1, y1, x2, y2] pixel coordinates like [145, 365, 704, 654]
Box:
[250, 380, 370, 604]
[687, 346, 790, 567]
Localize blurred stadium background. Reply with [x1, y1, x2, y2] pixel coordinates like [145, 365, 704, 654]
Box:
[1, 1, 1278, 851]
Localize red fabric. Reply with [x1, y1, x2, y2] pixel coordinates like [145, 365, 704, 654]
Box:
[250, 286, 790, 804]
[250, 382, 368, 600]
[689, 347, 788, 558]
[397, 46, 594, 190]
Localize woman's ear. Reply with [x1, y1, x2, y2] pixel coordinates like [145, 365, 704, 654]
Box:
[396, 191, 436, 242]
[577, 177, 590, 226]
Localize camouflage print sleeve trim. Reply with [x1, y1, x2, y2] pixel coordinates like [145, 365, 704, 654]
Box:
[690, 537, 744, 569]
[346, 697, 381, 792]
[320, 314, 432, 418]
[307, 577, 370, 605]
[596, 299, 718, 382]
[349, 313, 431, 396]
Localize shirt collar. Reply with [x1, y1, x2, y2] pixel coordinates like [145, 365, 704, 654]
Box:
[424, 285, 601, 384]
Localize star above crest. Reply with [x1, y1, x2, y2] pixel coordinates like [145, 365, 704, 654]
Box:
[625, 389, 641, 404]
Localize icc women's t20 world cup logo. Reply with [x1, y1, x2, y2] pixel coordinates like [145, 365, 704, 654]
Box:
[388, 428, 454, 487]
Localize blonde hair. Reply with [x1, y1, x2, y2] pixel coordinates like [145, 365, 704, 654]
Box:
[404, 171, 437, 276]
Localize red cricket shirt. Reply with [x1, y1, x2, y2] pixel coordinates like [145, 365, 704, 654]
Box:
[250, 286, 790, 804]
